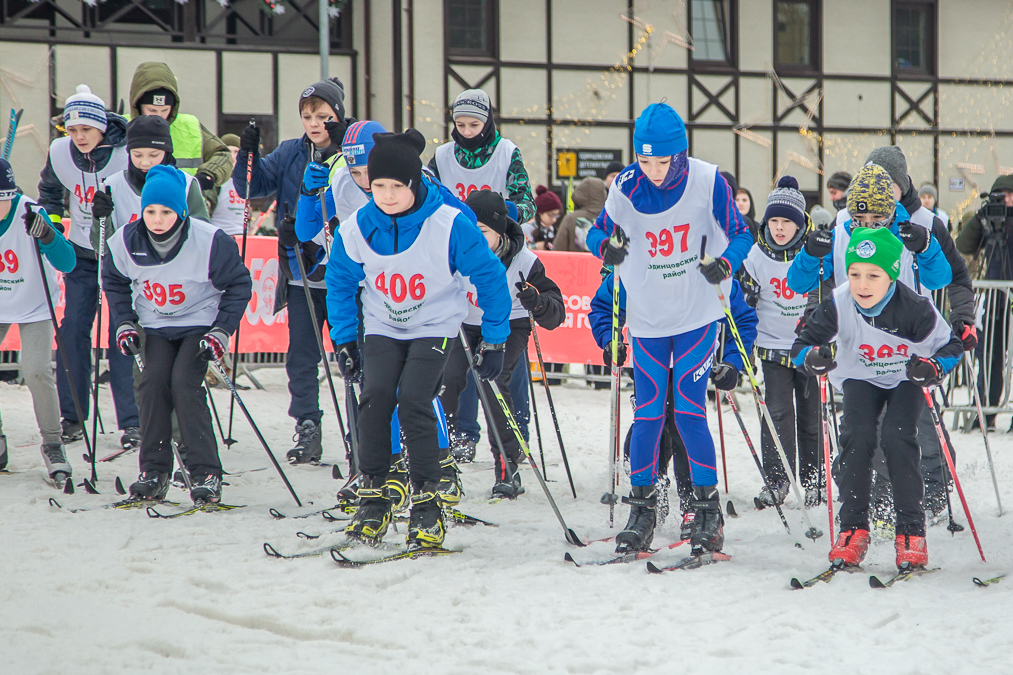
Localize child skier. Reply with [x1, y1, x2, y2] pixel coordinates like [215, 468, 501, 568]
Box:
[739, 176, 821, 507]
[791, 228, 961, 570]
[208, 134, 247, 236]
[233, 78, 348, 465]
[102, 165, 252, 504]
[586, 102, 752, 555]
[0, 160, 77, 480]
[439, 189, 565, 499]
[36, 84, 140, 451]
[326, 129, 511, 550]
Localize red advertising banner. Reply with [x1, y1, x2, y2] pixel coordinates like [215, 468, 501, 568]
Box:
[0, 238, 604, 362]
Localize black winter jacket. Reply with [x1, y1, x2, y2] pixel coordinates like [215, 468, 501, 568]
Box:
[499, 219, 565, 332]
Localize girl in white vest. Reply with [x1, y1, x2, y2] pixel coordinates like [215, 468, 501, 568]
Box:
[36, 85, 142, 451]
[740, 176, 821, 509]
[208, 135, 247, 236]
[326, 130, 511, 551]
[102, 166, 252, 506]
[791, 227, 961, 572]
[0, 160, 77, 481]
[439, 189, 565, 500]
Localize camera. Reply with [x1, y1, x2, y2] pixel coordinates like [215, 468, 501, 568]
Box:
[978, 191, 1013, 229]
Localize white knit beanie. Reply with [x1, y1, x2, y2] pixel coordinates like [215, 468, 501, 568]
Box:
[63, 84, 107, 133]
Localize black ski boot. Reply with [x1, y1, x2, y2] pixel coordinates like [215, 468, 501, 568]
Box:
[129, 471, 170, 501]
[0, 433, 7, 471]
[615, 485, 657, 553]
[286, 419, 322, 465]
[60, 419, 83, 444]
[690, 485, 724, 553]
[190, 474, 222, 504]
[407, 481, 446, 550]
[337, 473, 362, 504]
[491, 453, 524, 499]
[384, 455, 410, 513]
[438, 449, 463, 505]
[120, 427, 141, 451]
[345, 475, 392, 545]
[451, 437, 477, 463]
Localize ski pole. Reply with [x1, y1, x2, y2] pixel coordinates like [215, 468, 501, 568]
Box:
[32, 232, 94, 486]
[524, 349, 547, 475]
[701, 237, 823, 541]
[928, 390, 964, 533]
[225, 117, 257, 447]
[131, 351, 193, 493]
[601, 260, 622, 525]
[963, 352, 1004, 516]
[819, 376, 835, 542]
[204, 343, 302, 507]
[292, 230, 352, 465]
[922, 387, 985, 562]
[458, 330, 515, 483]
[2, 108, 23, 161]
[519, 272, 576, 497]
[724, 391, 791, 534]
[88, 194, 110, 482]
[343, 378, 359, 479]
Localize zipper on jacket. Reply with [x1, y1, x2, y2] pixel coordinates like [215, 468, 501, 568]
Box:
[392, 216, 399, 252]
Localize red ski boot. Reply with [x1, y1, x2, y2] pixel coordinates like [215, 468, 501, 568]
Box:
[828, 528, 870, 566]
[895, 534, 928, 569]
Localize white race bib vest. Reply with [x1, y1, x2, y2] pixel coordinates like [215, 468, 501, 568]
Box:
[829, 283, 953, 390]
[339, 205, 467, 339]
[210, 177, 246, 236]
[108, 218, 223, 329]
[48, 137, 128, 251]
[605, 158, 731, 338]
[433, 138, 515, 201]
[831, 214, 933, 300]
[103, 170, 201, 235]
[0, 196, 59, 324]
[331, 168, 370, 223]
[461, 246, 537, 325]
[742, 246, 808, 350]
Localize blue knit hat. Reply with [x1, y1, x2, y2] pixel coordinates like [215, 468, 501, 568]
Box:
[141, 165, 188, 218]
[633, 103, 687, 157]
[342, 120, 387, 167]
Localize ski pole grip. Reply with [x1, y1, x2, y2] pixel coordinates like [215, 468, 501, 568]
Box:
[700, 235, 711, 265]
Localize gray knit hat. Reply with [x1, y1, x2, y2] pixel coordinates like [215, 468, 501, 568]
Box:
[810, 205, 834, 229]
[918, 183, 938, 201]
[865, 146, 911, 194]
[452, 89, 492, 123]
[764, 175, 807, 230]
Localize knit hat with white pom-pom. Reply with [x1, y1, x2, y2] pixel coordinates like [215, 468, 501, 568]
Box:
[63, 84, 108, 133]
[764, 175, 807, 230]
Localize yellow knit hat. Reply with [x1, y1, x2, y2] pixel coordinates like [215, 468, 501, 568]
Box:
[846, 163, 896, 220]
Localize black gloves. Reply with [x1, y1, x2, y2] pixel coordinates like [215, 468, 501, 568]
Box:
[24, 207, 55, 246]
[804, 229, 834, 258]
[603, 341, 627, 369]
[515, 280, 539, 312]
[277, 215, 299, 249]
[195, 172, 216, 192]
[240, 124, 260, 154]
[90, 186, 114, 222]
[324, 119, 347, 145]
[952, 319, 977, 352]
[906, 356, 943, 387]
[897, 221, 930, 254]
[804, 344, 837, 377]
[474, 341, 505, 381]
[710, 362, 739, 391]
[336, 342, 362, 382]
[599, 225, 629, 266]
[698, 257, 732, 284]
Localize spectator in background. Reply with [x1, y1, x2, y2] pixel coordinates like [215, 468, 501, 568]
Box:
[552, 176, 606, 252]
[810, 205, 834, 229]
[920, 183, 950, 231]
[604, 161, 624, 187]
[524, 185, 562, 250]
[827, 171, 851, 213]
[735, 186, 757, 239]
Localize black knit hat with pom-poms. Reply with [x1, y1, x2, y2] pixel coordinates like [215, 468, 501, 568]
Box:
[764, 175, 807, 230]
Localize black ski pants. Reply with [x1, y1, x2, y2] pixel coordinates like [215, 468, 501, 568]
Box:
[838, 379, 925, 536]
[137, 333, 221, 479]
[440, 324, 530, 465]
[358, 334, 451, 486]
[760, 360, 820, 489]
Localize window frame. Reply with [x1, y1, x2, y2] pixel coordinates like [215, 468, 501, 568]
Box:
[444, 0, 498, 60]
[689, 0, 737, 71]
[773, 0, 821, 76]
[892, 0, 936, 78]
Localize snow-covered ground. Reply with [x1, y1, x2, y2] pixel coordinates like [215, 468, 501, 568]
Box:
[1, 367, 1011, 674]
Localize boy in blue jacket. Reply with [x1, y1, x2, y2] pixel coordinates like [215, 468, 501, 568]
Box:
[326, 129, 511, 550]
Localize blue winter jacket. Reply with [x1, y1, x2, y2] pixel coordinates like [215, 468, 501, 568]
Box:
[585, 162, 753, 276]
[325, 181, 512, 345]
[589, 272, 757, 371]
[786, 202, 952, 294]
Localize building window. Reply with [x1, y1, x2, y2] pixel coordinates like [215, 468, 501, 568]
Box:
[446, 0, 496, 58]
[775, 0, 819, 73]
[894, 1, 935, 75]
[691, 0, 733, 65]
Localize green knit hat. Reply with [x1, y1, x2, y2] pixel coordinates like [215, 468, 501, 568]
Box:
[846, 163, 896, 220]
[845, 227, 903, 281]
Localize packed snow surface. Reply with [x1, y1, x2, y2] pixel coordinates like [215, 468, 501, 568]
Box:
[1, 368, 1011, 674]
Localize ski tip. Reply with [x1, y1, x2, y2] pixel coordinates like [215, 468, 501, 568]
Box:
[83, 479, 100, 495]
[63, 478, 75, 495]
[805, 527, 824, 541]
[646, 561, 664, 574]
[726, 500, 738, 517]
[789, 578, 804, 590]
[145, 506, 163, 519]
[263, 542, 280, 558]
[753, 497, 766, 511]
[296, 531, 316, 540]
[563, 552, 578, 566]
[115, 476, 126, 495]
[49, 497, 62, 509]
[329, 548, 354, 566]
[566, 529, 587, 547]
[269, 508, 285, 519]
[869, 575, 887, 589]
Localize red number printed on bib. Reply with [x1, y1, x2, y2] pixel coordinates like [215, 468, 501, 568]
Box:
[455, 183, 493, 201]
[769, 277, 797, 300]
[142, 281, 186, 307]
[0, 250, 19, 274]
[645, 223, 691, 258]
[74, 185, 96, 206]
[375, 272, 426, 302]
[859, 343, 909, 361]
